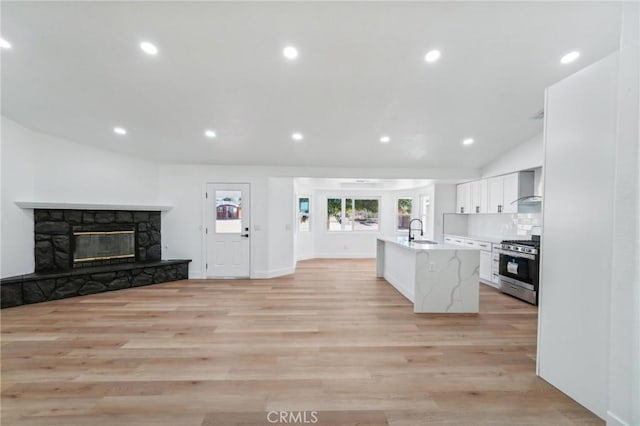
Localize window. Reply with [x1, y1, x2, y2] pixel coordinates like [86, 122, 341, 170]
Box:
[215, 191, 242, 234]
[397, 197, 413, 231]
[298, 197, 310, 232]
[420, 195, 432, 239]
[327, 198, 379, 231]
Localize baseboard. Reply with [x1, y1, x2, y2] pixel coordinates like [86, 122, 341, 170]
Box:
[295, 255, 315, 261]
[607, 410, 630, 426]
[313, 253, 375, 259]
[251, 266, 296, 279]
[480, 279, 499, 289]
[188, 270, 203, 279]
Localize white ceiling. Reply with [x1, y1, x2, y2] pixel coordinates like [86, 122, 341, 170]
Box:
[1, 1, 622, 168]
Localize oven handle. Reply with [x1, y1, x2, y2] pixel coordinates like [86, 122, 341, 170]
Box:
[495, 249, 537, 260]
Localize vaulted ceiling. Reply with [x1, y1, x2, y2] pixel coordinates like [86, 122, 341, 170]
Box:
[1, 2, 622, 168]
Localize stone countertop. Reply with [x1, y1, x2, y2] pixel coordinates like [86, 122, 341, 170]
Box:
[378, 237, 479, 251]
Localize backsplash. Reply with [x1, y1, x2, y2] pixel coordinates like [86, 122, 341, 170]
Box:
[516, 213, 542, 237]
[445, 213, 542, 240]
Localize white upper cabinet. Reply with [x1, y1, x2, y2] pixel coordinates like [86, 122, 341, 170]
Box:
[487, 176, 504, 213]
[468, 179, 488, 214]
[456, 182, 471, 214]
[460, 172, 534, 214]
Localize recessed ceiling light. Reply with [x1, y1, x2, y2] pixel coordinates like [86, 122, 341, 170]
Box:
[204, 130, 216, 139]
[283, 46, 299, 60]
[462, 138, 475, 146]
[113, 127, 127, 135]
[379, 135, 391, 144]
[560, 51, 580, 64]
[140, 41, 158, 56]
[291, 132, 304, 141]
[424, 50, 441, 63]
[0, 37, 12, 49]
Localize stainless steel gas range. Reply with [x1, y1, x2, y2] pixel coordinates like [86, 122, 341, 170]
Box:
[497, 236, 540, 305]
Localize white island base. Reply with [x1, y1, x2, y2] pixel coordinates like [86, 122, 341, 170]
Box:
[377, 238, 480, 313]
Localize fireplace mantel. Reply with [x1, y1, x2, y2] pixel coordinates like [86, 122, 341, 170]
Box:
[15, 201, 173, 211]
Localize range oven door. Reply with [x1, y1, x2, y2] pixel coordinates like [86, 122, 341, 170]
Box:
[498, 249, 539, 304]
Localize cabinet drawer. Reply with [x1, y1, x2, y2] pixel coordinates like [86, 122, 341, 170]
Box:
[477, 241, 491, 251]
[465, 240, 478, 248]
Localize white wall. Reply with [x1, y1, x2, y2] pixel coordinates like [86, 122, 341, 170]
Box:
[158, 164, 272, 278]
[539, 7, 640, 424]
[539, 51, 618, 420]
[0, 117, 160, 278]
[481, 133, 543, 178]
[432, 184, 457, 242]
[538, 44, 640, 424]
[267, 178, 295, 276]
[607, 4, 640, 425]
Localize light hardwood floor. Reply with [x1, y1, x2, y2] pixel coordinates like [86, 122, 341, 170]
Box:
[1, 259, 601, 425]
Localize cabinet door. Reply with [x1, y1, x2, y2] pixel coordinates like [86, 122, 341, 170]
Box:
[469, 181, 481, 214]
[502, 173, 519, 213]
[456, 183, 470, 214]
[456, 185, 465, 214]
[480, 251, 492, 281]
[479, 179, 489, 213]
[487, 177, 503, 213]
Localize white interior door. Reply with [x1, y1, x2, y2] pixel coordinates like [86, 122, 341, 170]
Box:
[206, 183, 250, 278]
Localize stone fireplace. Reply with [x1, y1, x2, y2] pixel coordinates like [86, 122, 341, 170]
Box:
[1, 208, 190, 309]
[34, 210, 161, 272]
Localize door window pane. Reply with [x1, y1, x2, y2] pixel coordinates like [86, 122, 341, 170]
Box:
[298, 197, 310, 232]
[397, 198, 413, 231]
[327, 198, 342, 231]
[216, 190, 242, 233]
[353, 199, 379, 231]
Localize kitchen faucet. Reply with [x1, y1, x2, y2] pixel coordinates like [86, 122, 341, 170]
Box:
[408, 218, 424, 242]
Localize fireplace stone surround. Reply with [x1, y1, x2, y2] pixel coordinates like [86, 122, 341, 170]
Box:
[1, 208, 190, 309]
[34, 209, 161, 272]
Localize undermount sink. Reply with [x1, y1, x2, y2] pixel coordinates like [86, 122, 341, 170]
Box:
[411, 240, 439, 244]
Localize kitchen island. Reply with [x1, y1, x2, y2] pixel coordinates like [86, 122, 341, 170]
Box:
[376, 237, 480, 313]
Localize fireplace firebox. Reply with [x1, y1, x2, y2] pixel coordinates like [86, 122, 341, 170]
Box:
[72, 228, 136, 268]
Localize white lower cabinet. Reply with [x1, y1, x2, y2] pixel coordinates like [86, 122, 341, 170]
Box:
[491, 243, 501, 286]
[480, 250, 492, 282]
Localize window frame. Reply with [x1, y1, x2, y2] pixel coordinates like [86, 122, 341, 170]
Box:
[396, 196, 414, 233]
[297, 196, 311, 232]
[326, 196, 381, 232]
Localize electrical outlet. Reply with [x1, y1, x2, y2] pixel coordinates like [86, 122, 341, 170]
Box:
[428, 263, 436, 272]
